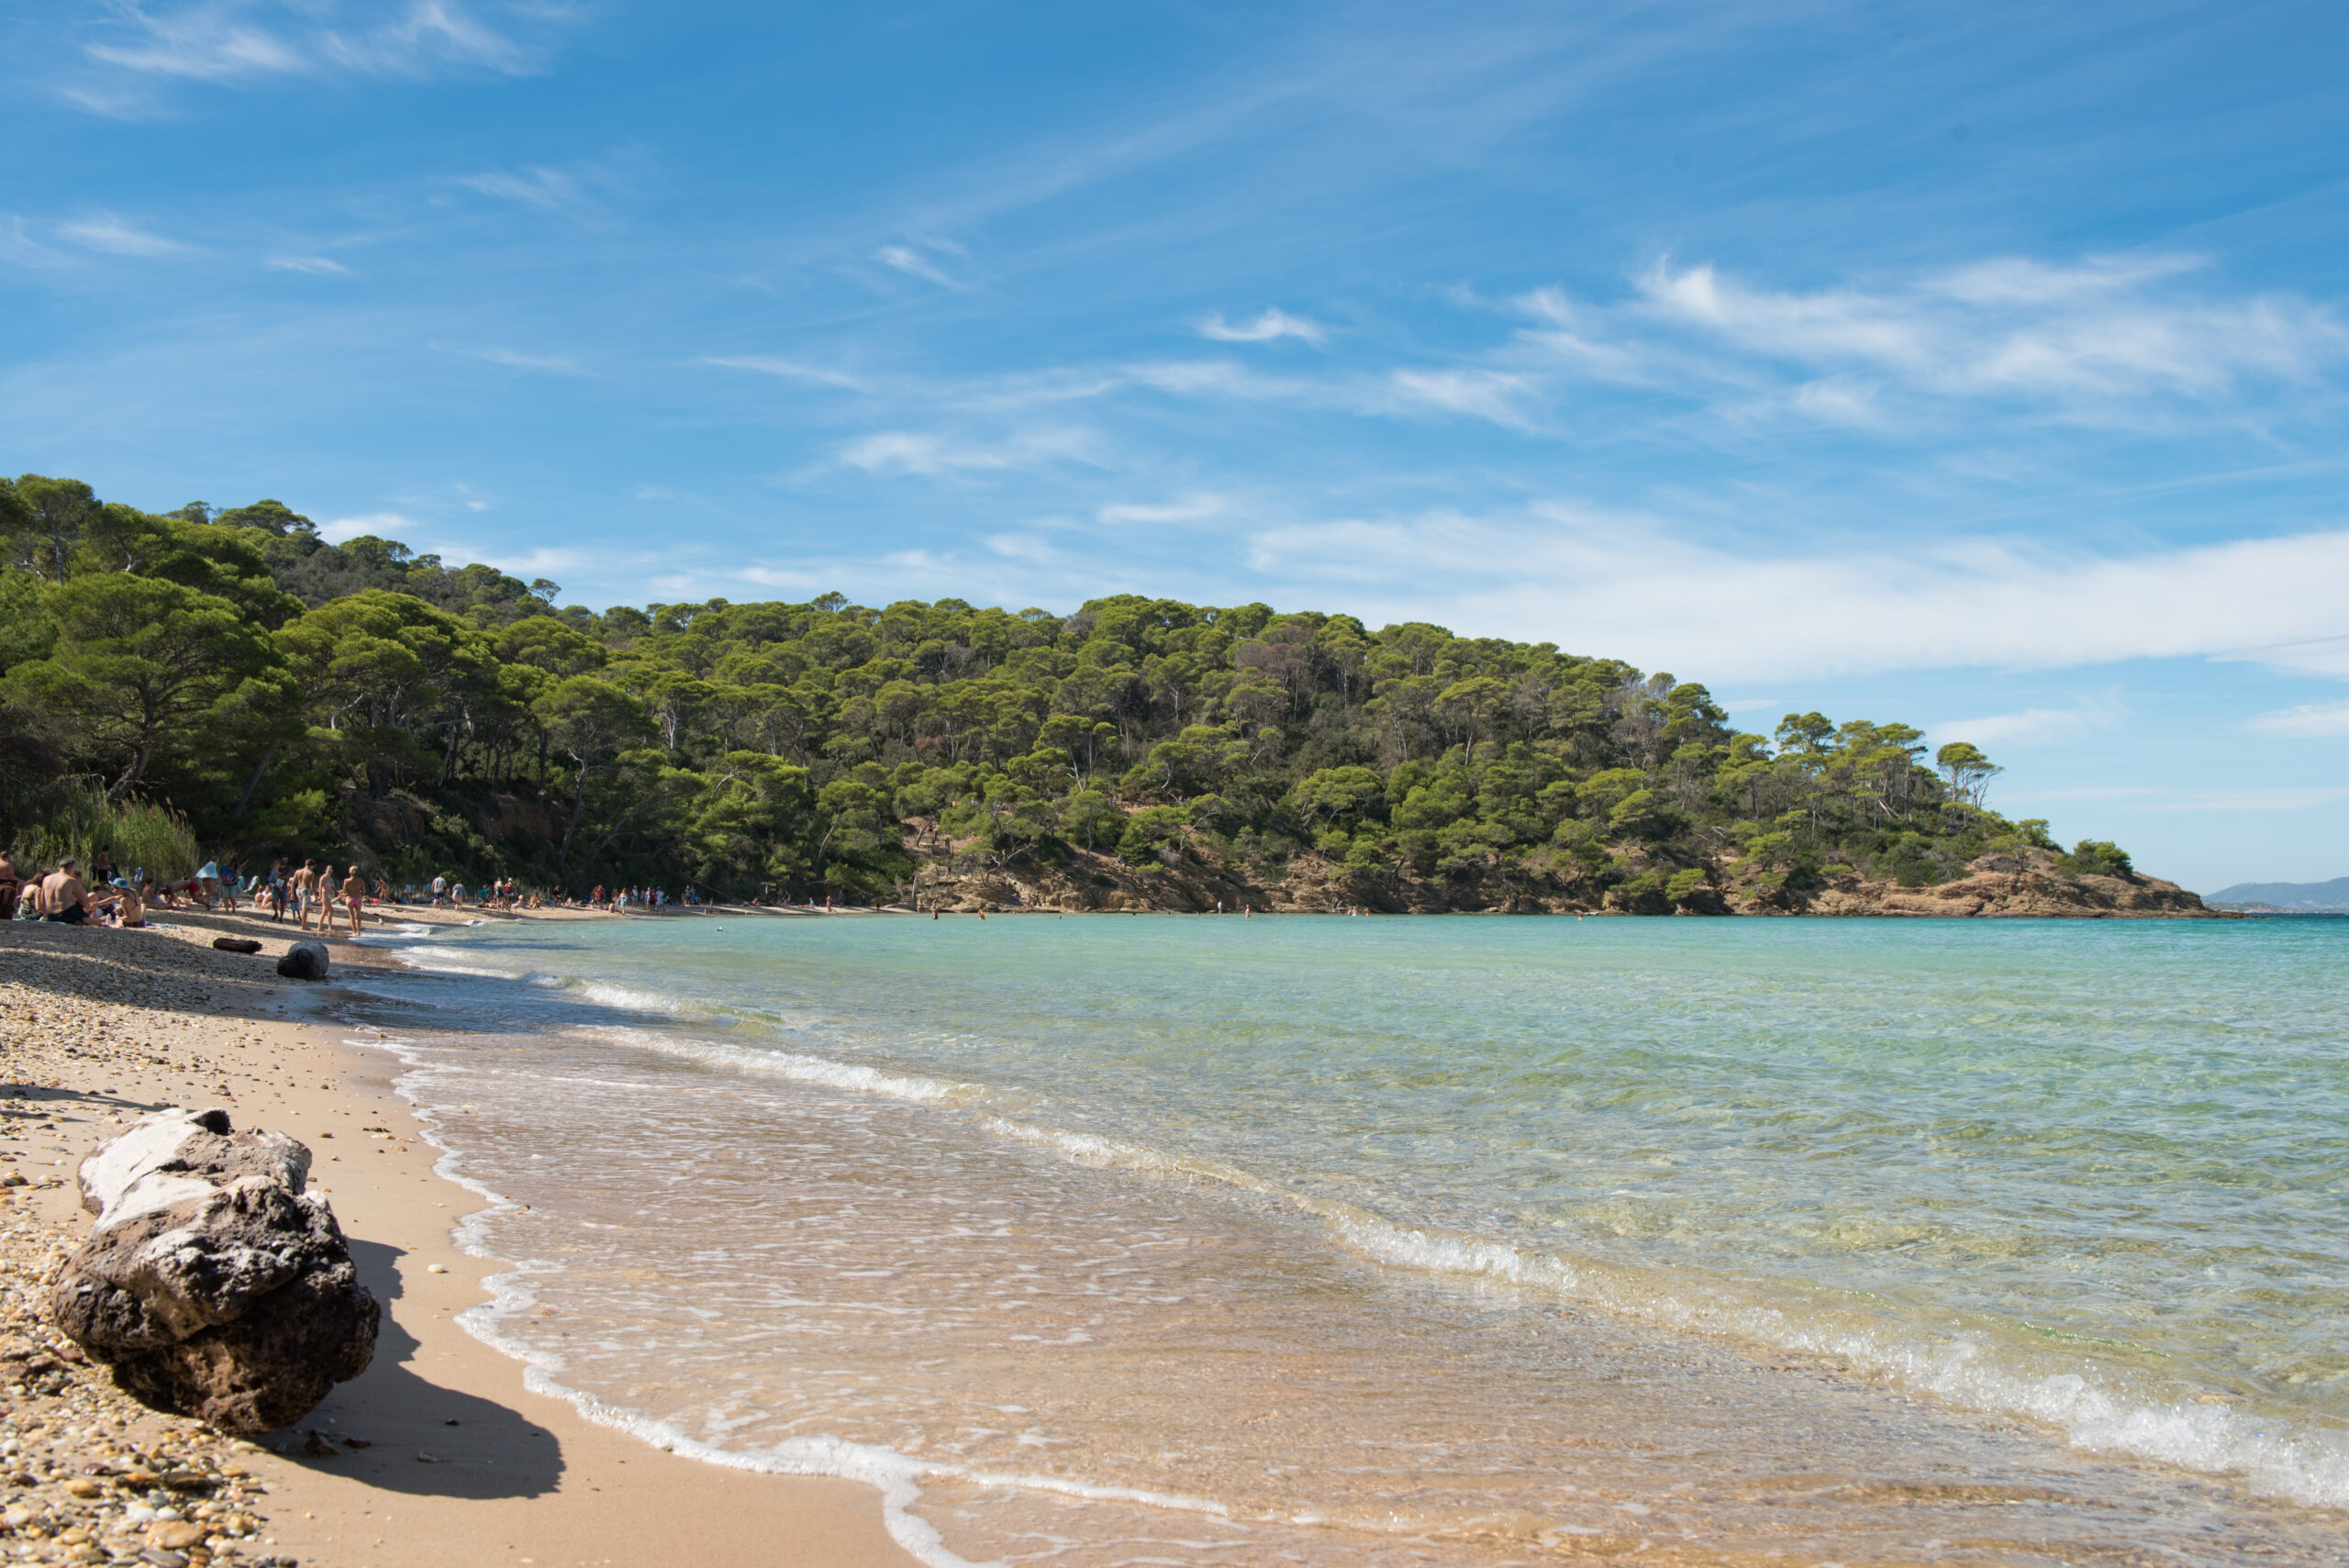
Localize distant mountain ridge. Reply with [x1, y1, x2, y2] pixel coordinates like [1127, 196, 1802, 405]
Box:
[2206, 877, 2349, 912]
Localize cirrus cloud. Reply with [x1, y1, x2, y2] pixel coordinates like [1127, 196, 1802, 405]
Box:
[1515, 251, 2349, 433]
[2245, 701, 2349, 739]
[1198, 308, 1326, 345]
[56, 214, 187, 256]
[1241, 504, 2349, 684]
[78, 0, 541, 92]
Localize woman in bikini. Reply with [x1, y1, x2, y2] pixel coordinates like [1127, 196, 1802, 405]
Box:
[344, 864, 366, 936]
[317, 863, 342, 937]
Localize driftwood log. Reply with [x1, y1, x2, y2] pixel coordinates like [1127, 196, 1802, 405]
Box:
[49, 1109, 379, 1433]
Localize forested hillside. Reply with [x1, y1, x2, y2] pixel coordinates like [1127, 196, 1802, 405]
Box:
[0, 473, 2203, 915]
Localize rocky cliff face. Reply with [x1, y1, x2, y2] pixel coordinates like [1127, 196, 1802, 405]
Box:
[907, 843, 2226, 918]
[1737, 863, 2219, 918]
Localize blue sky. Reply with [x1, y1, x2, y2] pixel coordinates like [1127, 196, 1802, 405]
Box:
[5, 1, 2347, 891]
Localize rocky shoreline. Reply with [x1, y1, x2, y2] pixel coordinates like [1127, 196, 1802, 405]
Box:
[907, 841, 2227, 918]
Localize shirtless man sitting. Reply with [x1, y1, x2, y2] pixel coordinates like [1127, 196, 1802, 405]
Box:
[39, 860, 89, 924]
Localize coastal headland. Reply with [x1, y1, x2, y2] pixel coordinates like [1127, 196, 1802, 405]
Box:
[0, 911, 917, 1568]
[0, 484, 2209, 925]
[909, 838, 2222, 916]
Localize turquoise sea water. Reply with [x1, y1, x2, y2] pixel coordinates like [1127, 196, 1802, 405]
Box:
[340, 914, 2349, 1565]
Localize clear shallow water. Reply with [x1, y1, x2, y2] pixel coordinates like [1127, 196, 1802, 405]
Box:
[336, 914, 2349, 1565]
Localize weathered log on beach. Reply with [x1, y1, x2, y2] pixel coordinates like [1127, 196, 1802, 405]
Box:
[212, 937, 262, 954]
[48, 1108, 380, 1434]
[274, 940, 328, 980]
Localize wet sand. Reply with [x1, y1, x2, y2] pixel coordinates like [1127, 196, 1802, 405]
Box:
[0, 908, 918, 1568]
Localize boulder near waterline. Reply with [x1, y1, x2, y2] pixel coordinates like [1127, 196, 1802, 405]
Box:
[48, 1108, 380, 1434]
[274, 940, 328, 980]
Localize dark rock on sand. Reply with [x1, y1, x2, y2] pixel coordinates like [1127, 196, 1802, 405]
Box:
[274, 940, 328, 981]
[211, 937, 262, 954]
[49, 1108, 379, 1434]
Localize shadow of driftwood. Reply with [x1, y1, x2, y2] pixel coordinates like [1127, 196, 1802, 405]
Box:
[262, 1239, 563, 1500]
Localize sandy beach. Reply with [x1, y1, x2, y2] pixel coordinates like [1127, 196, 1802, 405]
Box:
[0, 906, 918, 1568]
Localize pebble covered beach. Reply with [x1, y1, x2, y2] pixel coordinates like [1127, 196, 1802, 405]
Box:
[1, 920, 312, 1567]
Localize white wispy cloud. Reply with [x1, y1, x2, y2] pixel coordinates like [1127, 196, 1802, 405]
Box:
[1198, 308, 1326, 346]
[318, 512, 419, 543]
[840, 432, 972, 475]
[1930, 254, 2207, 307]
[704, 250, 2323, 452]
[1778, 377, 1890, 429]
[1926, 696, 2127, 752]
[267, 254, 349, 274]
[1581, 252, 2345, 428]
[77, 1, 538, 97]
[730, 563, 829, 591]
[838, 428, 1100, 478]
[1241, 506, 2349, 683]
[702, 356, 873, 392]
[1126, 358, 1274, 398]
[56, 214, 187, 257]
[2212, 635, 2349, 680]
[454, 166, 582, 210]
[433, 344, 591, 375]
[2245, 700, 2349, 740]
[454, 542, 581, 578]
[1512, 286, 1659, 384]
[84, 4, 306, 81]
[1124, 357, 1538, 430]
[0, 217, 68, 269]
[985, 533, 1057, 564]
[1385, 368, 1534, 427]
[1097, 495, 1227, 526]
[875, 242, 963, 289]
[318, 0, 528, 77]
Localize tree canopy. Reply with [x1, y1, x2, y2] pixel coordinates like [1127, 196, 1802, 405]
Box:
[0, 473, 2132, 909]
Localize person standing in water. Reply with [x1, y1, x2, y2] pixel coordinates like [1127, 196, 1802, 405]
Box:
[344, 864, 366, 936]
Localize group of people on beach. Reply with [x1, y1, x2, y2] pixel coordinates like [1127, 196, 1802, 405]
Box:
[0, 849, 262, 927]
[3, 850, 235, 922]
[0, 844, 603, 932]
[167, 854, 382, 932]
[0, 848, 389, 934]
[258, 859, 376, 934]
[586, 884, 706, 912]
[423, 874, 525, 909]
[0, 854, 143, 927]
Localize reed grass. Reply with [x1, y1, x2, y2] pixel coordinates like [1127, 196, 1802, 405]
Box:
[9, 784, 201, 884]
